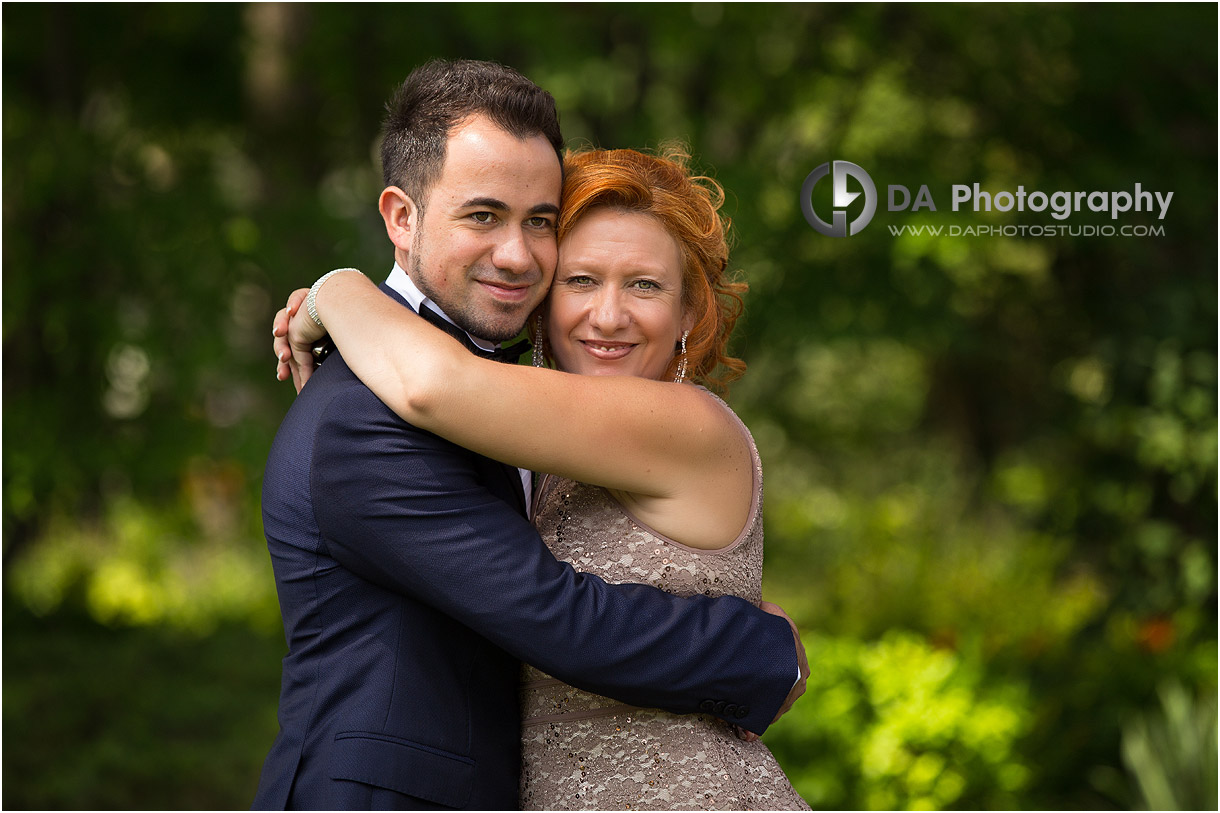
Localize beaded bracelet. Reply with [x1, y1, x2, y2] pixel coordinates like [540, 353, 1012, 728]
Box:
[306, 268, 364, 328]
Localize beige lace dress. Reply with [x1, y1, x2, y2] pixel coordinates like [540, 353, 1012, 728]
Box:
[520, 392, 810, 811]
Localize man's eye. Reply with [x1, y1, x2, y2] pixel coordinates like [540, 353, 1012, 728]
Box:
[526, 216, 555, 229]
[471, 212, 495, 223]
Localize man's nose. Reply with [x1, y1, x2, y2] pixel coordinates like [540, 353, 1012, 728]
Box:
[491, 226, 534, 275]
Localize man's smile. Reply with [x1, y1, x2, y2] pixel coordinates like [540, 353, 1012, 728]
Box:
[477, 279, 535, 303]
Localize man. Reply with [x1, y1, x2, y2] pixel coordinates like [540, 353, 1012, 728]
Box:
[256, 59, 806, 810]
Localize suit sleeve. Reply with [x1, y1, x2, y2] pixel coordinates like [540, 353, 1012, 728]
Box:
[310, 384, 796, 734]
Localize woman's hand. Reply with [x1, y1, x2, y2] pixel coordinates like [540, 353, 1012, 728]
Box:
[273, 287, 323, 392]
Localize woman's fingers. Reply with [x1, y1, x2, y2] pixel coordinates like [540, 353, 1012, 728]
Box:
[271, 288, 319, 388]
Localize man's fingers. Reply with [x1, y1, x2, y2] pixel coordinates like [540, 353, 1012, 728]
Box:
[759, 600, 808, 725]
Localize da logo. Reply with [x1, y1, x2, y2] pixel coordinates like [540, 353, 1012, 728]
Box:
[801, 160, 877, 237]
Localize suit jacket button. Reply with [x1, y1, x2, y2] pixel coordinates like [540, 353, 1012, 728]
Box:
[735, 705, 749, 718]
[713, 700, 726, 715]
[723, 703, 737, 717]
[699, 699, 715, 712]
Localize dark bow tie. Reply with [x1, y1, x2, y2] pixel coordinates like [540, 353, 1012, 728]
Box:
[417, 305, 531, 364]
[310, 304, 531, 366]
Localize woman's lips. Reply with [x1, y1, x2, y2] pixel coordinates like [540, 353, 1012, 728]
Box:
[579, 340, 635, 360]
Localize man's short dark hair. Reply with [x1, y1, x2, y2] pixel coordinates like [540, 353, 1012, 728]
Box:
[380, 59, 564, 209]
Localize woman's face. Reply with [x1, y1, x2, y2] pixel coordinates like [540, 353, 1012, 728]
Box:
[546, 208, 693, 381]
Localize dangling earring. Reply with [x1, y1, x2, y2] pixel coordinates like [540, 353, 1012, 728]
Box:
[673, 330, 689, 384]
[532, 314, 546, 368]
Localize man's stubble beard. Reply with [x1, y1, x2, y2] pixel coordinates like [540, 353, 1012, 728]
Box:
[408, 233, 530, 344]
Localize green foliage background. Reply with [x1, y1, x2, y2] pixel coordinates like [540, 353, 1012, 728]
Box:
[3, 3, 1216, 810]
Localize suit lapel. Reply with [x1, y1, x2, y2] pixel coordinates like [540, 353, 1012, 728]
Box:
[377, 283, 529, 518]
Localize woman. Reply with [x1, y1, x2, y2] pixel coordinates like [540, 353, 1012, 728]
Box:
[277, 147, 808, 810]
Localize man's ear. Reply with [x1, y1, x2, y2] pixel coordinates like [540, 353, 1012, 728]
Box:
[379, 186, 420, 252]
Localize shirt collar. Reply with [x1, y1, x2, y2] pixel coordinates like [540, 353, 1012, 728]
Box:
[385, 262, 496, 351]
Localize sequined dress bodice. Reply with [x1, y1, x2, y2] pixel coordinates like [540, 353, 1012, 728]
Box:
[518, 392, 809, 810]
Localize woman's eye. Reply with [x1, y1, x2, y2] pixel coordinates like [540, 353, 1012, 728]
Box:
[634, 279, 659, 290]
[566, 276, 593, 286]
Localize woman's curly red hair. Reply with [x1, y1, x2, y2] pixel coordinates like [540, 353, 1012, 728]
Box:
[551, 146, 747, 394]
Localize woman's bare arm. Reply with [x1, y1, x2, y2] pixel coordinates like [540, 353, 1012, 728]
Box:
[288, 270, 752, 546]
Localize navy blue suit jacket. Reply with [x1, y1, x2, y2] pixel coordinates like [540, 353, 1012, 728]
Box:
[254, 284, 796, 810]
